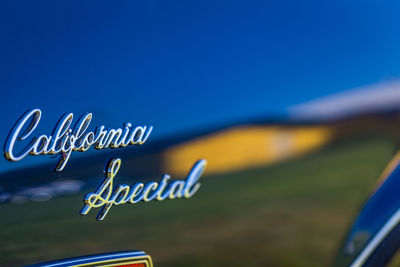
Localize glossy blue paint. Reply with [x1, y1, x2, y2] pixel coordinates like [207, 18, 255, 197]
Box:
[1, 0, 400, 156]
[1, 1, 400, 266]
[335, 155, 400, 266]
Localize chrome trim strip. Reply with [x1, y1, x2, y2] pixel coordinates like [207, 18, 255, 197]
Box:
[350, 208, 400, 267]
[27, 251, 145, 267]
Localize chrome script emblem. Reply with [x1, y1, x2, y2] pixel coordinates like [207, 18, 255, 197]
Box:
[4, 109, 207, 221]
[4, 109, 153, 171]
[81, 158, 207, 221]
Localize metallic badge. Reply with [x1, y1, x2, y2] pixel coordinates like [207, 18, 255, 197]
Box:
[27, 251, 153, 267]
[4, 109, 207, 221]
[4, 109, 153, 171]
[81, 158, 207, 221]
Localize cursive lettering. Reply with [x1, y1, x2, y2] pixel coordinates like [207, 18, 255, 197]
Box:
[4, 109, 153, 171]
[80, 158, 207, 221]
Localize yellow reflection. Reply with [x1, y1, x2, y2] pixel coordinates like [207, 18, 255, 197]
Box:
[162, 125, 332, 176]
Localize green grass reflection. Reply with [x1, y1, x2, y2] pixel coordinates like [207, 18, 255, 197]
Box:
[0, 136, 397, 266]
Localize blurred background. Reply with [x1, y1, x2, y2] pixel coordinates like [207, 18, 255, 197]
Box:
[1, 1, 400, 266]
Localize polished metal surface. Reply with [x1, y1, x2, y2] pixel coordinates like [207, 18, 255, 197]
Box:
[80, 158, 207, 221]
[1, 1, 400, 266]
[27, 251, 153, 267]
[334, 152, 400, 266]
[5, 109, 153, 171]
